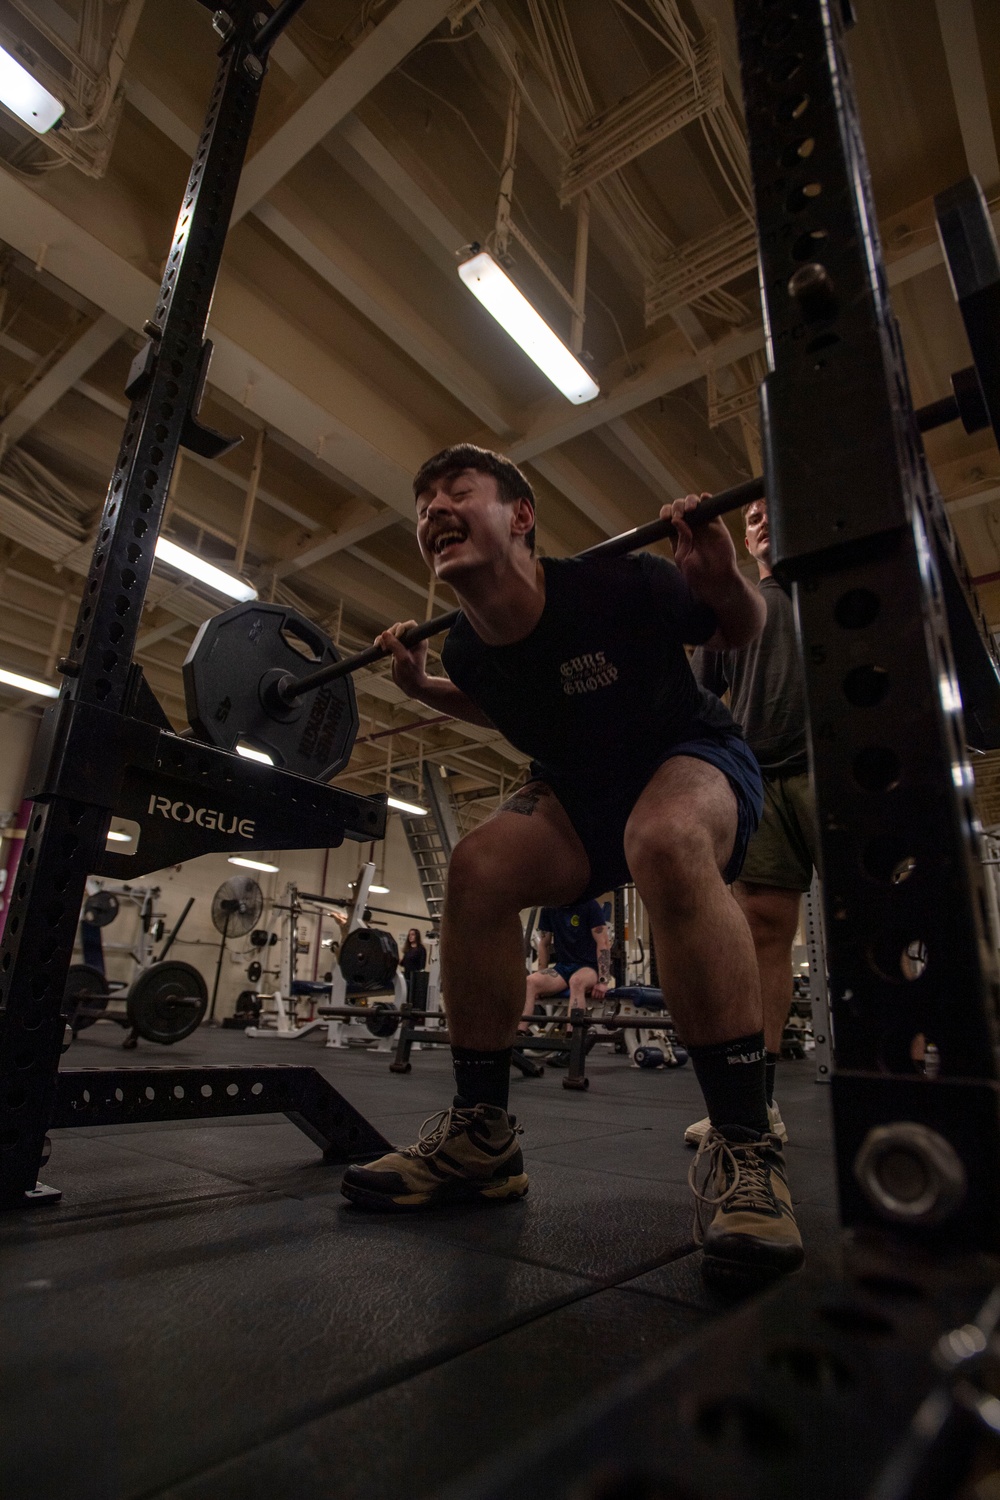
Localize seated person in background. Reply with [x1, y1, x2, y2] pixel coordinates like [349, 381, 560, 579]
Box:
[520, 900, 610, 1032]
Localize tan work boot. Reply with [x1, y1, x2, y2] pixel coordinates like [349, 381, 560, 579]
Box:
[341, 1105, 528, 1212]
[689, 1127, 804, 1284]
[684, 1099, 788, 1148]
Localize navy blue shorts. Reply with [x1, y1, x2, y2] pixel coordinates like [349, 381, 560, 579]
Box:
[532, 733, 764, 901]
[551, 961, 593, 987]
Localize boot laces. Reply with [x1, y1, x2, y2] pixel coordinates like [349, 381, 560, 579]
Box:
[402, 1107, 520, 1159]
[688, 1130, 777, 1243]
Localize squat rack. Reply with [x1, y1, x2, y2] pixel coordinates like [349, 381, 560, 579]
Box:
[1, 0, 1000, 1489]
[0, 0, 392, 1205]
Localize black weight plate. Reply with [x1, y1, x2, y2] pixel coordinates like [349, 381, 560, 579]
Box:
[183, 602, 359, 780]
[128, 961, 208, 1045]
[366, 1002, 400, 1038]
[63, 963, 110, 1030]
[249, 928, 269, 947]
[247, 960, 262, 982]
[339, 928, 398, 988]
[83, 891, 119, 927]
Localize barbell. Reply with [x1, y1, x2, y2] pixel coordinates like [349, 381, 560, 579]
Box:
[182, 476, 760, 777]
[181, 373, 987, 782]
[63, 960, 208, 1045]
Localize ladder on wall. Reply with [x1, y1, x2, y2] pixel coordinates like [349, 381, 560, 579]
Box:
[399, 764, 459, 921]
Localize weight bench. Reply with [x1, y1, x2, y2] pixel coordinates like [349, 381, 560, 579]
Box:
[246, 979, 404, 1050]
[388, 987, 685, 1090]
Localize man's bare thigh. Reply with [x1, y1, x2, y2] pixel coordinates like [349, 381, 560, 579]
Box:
[471, 780, 591, 906]
[626, 755, 739, 874]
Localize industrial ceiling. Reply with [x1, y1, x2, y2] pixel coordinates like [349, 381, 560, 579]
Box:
[0, 0, 997, 830]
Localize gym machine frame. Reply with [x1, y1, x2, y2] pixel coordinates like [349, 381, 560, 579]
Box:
[0, 0, 391, 1209]
[463, 2, 1000, 1497]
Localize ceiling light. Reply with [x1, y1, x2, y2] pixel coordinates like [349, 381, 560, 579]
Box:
[458, 250, 599, 405]
[237, 743, 274, 765]
[154, 537, 257, 601]
[0, 45, 64, 133]
[387, 796, 428, 816]
[106, 829, 132, 843]
[0, 666, 59, 698]
[369, 884, 390, 894]
[228, 856, 279, 872]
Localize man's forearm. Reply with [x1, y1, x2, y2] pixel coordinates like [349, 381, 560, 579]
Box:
[701, 572, 766, 649]
[410, 675, 496, 727]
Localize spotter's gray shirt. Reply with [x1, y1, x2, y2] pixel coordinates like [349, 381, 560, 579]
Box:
[691, 576, 807, 777]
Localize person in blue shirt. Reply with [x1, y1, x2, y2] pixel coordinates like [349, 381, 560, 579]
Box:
[341, 444, 803, 1286]
[523, 899, 610, 1024]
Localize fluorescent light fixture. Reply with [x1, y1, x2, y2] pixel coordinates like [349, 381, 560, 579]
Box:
[154, 537, 257, 601]
[237, 743, 274, 765]
[106, 829, 132, 843]
[0, 666, 59, 698]
[387, 796, 428, 816]
[0, 45, 64, 133]
[458, 250, 599, 405]
[228, 856, 279, 873]
[369, 884, 390, 894]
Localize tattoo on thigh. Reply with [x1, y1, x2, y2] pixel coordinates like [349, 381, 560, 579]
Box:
[500, 782, 551, 817]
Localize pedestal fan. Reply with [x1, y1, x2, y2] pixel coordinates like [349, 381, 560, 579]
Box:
[209, 875, 264, 1021]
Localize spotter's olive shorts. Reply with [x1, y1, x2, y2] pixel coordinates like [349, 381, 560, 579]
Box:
[738, 770, 818, 892]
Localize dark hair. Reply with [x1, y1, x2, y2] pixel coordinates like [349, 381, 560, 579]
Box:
[743, 496, 767, 520]
[413, 444, 536, 554]
[406, 928, 421, 946]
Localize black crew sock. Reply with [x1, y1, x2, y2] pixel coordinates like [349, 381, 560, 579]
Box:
[452, 1047, 512, 1112]
[688, 1030, 769, 1136]
[765, 1050, 780, 1107]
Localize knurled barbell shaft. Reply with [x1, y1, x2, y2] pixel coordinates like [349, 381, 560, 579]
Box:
[278, 475, 765, 703]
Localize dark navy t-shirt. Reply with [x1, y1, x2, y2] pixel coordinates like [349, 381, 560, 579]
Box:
[539, 899, 608, 967]
[440, 553, 735, 788]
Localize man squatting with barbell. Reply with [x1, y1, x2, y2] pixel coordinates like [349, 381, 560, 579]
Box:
[340, 444, 804, 1284]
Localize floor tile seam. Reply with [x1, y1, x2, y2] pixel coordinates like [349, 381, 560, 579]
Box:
[0, 1184, 282, 1245]
[297, 1194, 680, 1284]
[138, 1241, 701, 1500]
[524, 1151, 694, 1185]
[47, 1132, 345, 1203]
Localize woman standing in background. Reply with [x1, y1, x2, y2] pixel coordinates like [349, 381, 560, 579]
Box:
[401, 928, 427, 1005]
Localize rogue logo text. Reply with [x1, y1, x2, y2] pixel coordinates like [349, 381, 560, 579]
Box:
[147, 796, 255, 838]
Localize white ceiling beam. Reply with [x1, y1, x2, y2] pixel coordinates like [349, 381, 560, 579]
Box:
[0, 313, 125, 445]
[352, 665, 528, 767]
[346, 544, 439, 604]
[0, 167, 431, 521]
[509, 322, 766, 463]
[948, 484, 1000, 517]
[599, 417, 687, 501]
[934, 0, 1000, 192]
[528, 451, 633, 535]
[126, 82, 512, 437]
[136, 617, 192, 651]
[232, 0, 455, 223]
[255, 192, 513, 434]
[70, 374, 343, 535]
[273, 508, 401, 579]
[325, 114, 468, 274]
